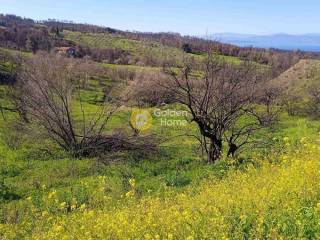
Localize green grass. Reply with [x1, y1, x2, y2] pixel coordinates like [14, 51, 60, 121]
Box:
[0, 47, 31, 58]
[1, 69, 319, 195]
[103, 63, 161, 72]
[1, 94, 319, 201]
[1, 73, 320, 239]
[0, 62, 13, 75]
[0, 61, 318, 206]
[1, 101, 319, 240]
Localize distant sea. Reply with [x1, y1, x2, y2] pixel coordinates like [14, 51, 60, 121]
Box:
[274, 46, 320, 52]
[234, 43, 320, 52]
[209, 33, 320, 53]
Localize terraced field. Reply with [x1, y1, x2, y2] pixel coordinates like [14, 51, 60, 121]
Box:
[64, 31, 241, 65]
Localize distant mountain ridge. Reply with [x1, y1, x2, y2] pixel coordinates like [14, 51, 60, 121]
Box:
[207, 33, 320, 52]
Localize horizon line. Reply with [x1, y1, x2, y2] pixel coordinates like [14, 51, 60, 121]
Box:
[3, 12, 320, 37]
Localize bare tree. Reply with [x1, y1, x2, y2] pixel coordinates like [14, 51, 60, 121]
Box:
[13, 52, 160, 157]
[306, 83, 320, 119]
[0, 52, 22, 120]
[13, 52, 118, 157]
[244, 72, 281, 130]
[126, 71, 175, 107]
[164, 55, 273, 163]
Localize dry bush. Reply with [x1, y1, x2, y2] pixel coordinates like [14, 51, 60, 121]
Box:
[125, 71, 175, 107]
[279, 92, 305, 116]
[13, 52, 111, 156]
[104, 67, 136, 82]
[13, 52, 158, 157]
[306, 84, 320, 119]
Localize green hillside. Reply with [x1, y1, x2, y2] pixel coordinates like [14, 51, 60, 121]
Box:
[1, 14, 320, 240]
[64, 31, 241, 65]
[272, 59, 320, 90]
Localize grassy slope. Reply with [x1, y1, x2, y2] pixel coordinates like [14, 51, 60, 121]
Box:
[0, 38, 320, 238]
[1, 84, 320, 238]
[272, 59, 320, 91]
[1, 113, 320, 238]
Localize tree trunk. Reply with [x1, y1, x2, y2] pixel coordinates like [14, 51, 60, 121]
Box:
[227, 143, 238, 157]
[208, 138, 222, 164]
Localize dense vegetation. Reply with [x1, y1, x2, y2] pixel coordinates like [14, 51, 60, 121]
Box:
[1, 14, 320, 239]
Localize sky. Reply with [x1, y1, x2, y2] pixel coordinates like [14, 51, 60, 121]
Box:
[1, 0, 320, 36]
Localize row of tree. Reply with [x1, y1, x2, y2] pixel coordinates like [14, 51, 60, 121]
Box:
[122, 31, 320, 76]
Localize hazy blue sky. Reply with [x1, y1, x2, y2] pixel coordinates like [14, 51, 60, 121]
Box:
[1, 0, 319, 35]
